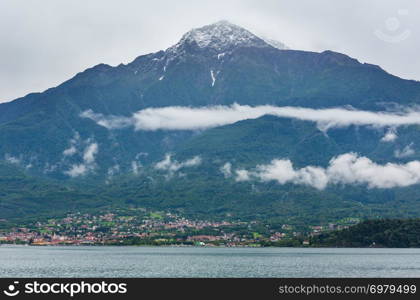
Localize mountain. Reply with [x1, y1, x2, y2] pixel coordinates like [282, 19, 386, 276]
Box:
[2, 21, 420, 223]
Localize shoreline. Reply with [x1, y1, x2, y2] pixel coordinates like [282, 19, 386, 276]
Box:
[2, 243, 419, 249]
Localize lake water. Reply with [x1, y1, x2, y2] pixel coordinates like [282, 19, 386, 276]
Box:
[1, 245, 420, 277]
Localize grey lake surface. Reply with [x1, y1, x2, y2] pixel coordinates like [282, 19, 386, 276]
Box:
[1, 245, 420, 277]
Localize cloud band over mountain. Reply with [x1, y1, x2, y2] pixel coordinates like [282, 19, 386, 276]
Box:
[81, 104, 420, 132]
[233, 153, 420, 190]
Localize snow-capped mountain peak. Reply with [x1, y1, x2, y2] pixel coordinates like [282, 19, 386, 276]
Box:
[169, 20, 276, 52]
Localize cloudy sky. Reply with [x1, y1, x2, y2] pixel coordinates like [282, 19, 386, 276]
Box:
[0, 0, 418, 103]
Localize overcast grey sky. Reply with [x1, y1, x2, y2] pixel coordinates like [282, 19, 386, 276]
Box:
[0, 0, 418, 103]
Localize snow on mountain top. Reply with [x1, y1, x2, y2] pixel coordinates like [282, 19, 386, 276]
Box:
[260, 37, 289, 50]
[169, 20, 285, 52]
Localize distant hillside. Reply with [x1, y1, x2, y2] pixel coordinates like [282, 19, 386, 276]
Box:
[311, 219, 420, 247]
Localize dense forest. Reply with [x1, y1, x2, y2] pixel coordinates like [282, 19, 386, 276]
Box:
[311, 219, 420, 248]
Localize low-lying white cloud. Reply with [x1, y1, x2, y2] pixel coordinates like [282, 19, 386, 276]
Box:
[381, 128, 398, 142]
[4, 154, 21, 165]
[394, 143, 415, 158]
[63, 132, 81, 156]
[81, 104, 420, 132]
[130, 152, 147, 175]
[155, 154, 201, 176]
[63, 145, 77, 157]
[235, 169, 251, 182]
[65, 142, 99, 177]
[65, 164, 89, 178]
[83, 143, 98, 164]
[131, 161, 142, 175]
[220, 162, 232, 178]
[107, 164, 120, 179]
[234, 153, 420, 190]
[80, 110, 132, 129]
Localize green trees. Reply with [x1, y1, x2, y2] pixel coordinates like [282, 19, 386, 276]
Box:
[311, 219, 420, 247]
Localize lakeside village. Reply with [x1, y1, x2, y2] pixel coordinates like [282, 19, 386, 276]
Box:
[0, 208, 360, 247]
